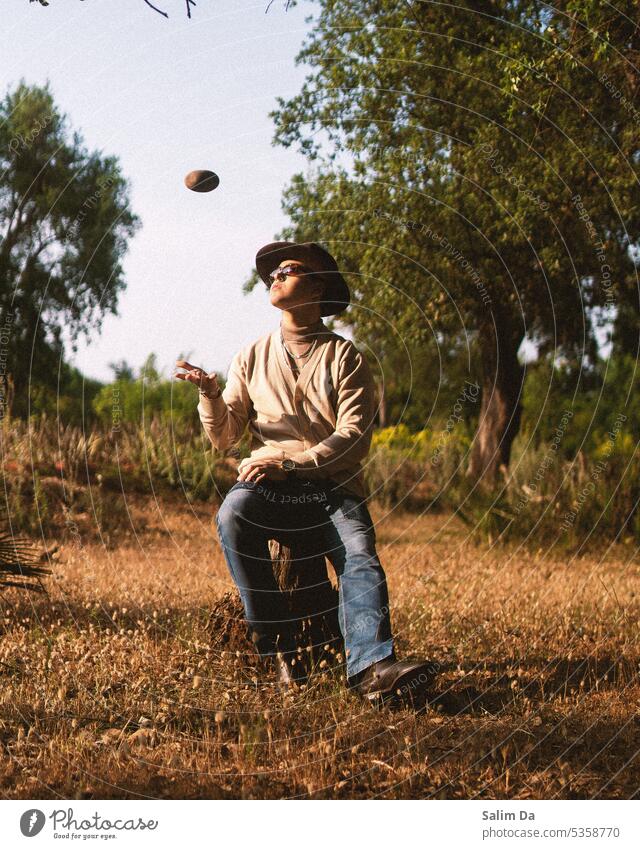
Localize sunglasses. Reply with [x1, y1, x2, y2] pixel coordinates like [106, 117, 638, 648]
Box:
[267, 263, 313, 286]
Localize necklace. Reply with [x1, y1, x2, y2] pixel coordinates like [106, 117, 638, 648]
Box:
[280, 331, 318, 361]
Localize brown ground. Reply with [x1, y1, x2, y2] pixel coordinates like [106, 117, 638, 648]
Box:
[1, 494, 638, 799]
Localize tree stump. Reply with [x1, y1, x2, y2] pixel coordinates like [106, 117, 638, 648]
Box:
[207, 532, 344, 675]
[269, 535, 343, 664]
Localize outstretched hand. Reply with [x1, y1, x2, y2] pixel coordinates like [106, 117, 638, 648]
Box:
[174, 360, 220, 396]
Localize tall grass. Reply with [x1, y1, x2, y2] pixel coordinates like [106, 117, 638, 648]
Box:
[0, 415, 247, 541]
[366, 424, 471, 510]
[2, 416, 638, 551]
[366, 425, 640, 551]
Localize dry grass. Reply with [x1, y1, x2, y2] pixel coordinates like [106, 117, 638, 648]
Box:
[0, 493, 638, 800]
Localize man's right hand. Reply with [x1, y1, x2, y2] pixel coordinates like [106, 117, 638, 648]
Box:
[174, 360, 221, 397]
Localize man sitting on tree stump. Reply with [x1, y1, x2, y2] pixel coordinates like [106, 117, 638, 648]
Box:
[175, 240, 437, 704]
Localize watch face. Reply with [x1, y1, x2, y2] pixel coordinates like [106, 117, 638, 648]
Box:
[282, 459, 295, 472]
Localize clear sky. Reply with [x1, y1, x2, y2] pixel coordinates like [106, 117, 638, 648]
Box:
[3, 0, 319, 382]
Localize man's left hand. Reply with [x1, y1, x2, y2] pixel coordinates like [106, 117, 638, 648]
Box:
[237, 459, 287, 483]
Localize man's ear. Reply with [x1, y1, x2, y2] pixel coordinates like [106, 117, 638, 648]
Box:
[312, 273, 327, 303]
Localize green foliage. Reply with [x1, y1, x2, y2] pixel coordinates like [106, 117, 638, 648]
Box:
[27, 361, 104, 426]
[260, 0, 639, 357]
[246, 0, 640, 480]
[366, 423, 472, 509]
[362, 328, 483, 433]
[499, 0, 640, 353]
[367, 424, 640, 551]
[0, 80, 140, 415]
[520, 350, 640, 457]
[366, 348, 640, 549]
[92, 354, 204, 428]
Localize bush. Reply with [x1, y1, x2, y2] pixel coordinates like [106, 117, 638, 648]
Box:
[366, 424, 471, 509]
[0, 414, 251, 541]
[92, 354, 202, 428]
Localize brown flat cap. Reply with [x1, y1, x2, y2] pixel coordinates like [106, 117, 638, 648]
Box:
[256, 240, 351, 317]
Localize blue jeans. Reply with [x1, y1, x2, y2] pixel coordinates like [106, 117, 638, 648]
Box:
[214, 476, 394, 683]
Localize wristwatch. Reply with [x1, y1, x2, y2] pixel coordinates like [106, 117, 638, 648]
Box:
[281, 458, 296, 479]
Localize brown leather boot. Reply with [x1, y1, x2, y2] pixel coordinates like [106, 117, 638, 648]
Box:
[351, 653, 439, 704]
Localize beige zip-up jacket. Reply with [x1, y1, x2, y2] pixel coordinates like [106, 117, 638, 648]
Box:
[197, 320, 377, 499]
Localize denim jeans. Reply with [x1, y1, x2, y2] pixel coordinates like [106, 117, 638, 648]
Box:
[214, 476, 394, 683]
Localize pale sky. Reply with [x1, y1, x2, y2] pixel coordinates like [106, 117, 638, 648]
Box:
[3, 0, 321, 382]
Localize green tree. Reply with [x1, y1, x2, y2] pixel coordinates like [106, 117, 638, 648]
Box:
[108, 359, 136, 382]
[0, 80, 140, 416]
[92, 353, 211, 427]
[500, 0, 640, 361]
[29, 361, 104, 426]
[247, 0, 639, 485]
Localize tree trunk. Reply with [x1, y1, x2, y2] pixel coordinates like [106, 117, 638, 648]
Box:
[376, 375, 387, 428]
[466, 324, 525, 487]
[269, 536, 342, 658]
[611, 300, 640, 358]
[207, 533, 343, 674]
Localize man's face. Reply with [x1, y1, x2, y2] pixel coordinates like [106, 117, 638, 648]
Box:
[268, 257, 325, 312]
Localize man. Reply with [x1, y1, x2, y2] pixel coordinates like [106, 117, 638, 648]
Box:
[175, 241, 437, 704]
